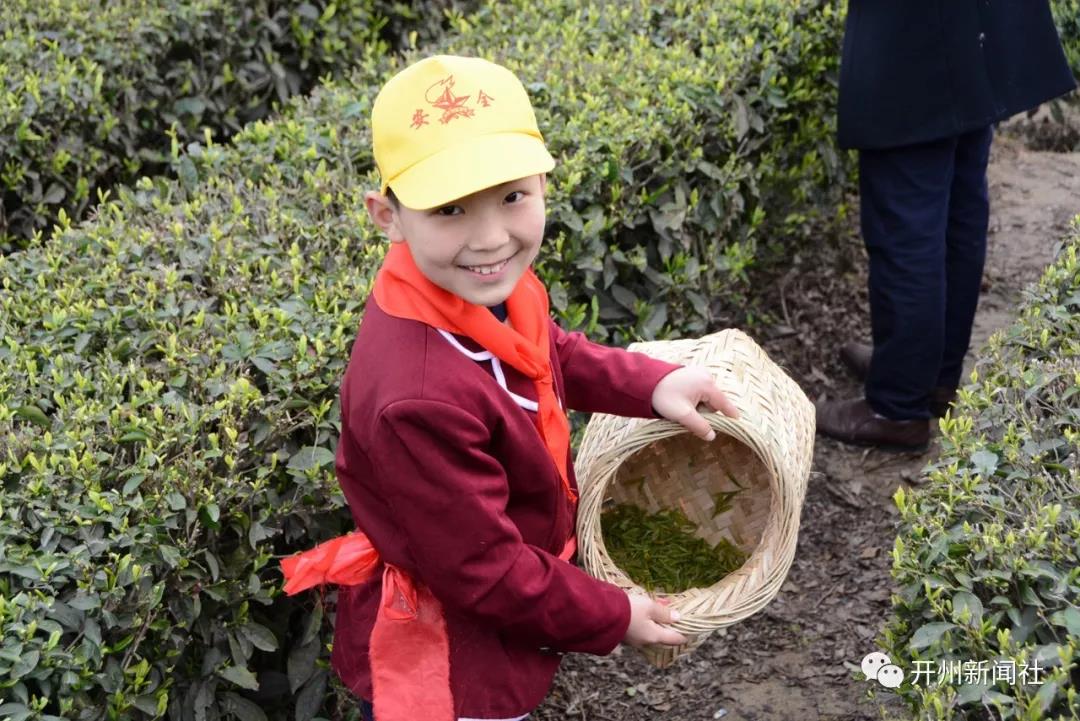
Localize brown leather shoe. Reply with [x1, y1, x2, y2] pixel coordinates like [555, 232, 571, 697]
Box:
[838, 342, 957, 417]
[815, 397, 930, 451]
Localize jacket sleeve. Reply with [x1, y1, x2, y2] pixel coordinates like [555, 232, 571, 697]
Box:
[364, 398, 631, 655]
[550, 320, 683, 417]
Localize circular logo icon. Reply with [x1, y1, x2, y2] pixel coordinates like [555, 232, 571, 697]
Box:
[861, 652, 891, 680]
[877, 664, 905, 688]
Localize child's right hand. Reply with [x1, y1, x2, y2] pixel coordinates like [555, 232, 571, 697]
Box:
[622, 594, 688, 647]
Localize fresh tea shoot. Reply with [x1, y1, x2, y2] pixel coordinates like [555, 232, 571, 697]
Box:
[600, 502, 747, 593]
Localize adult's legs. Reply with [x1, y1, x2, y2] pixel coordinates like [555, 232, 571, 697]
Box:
[938, 125, 993, 391]
[860, 135, 958, 420]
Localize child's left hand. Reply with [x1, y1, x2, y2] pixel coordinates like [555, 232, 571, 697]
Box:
[651, 366, 739, 441]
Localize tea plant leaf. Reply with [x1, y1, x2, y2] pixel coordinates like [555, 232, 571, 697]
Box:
[15, 406, 50, 429]
[909, 622, 956, 650]
[287, 446, 336, 472]
[217, 665, 259, 691]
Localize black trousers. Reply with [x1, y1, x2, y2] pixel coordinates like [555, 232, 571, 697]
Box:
[859, 125, 993, 420]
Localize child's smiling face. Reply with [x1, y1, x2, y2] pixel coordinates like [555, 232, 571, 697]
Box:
[366, 174, 547, 308]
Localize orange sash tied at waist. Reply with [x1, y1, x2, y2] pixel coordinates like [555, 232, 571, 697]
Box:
[281, 242, 580, 721]
[281, 532, 578, 721]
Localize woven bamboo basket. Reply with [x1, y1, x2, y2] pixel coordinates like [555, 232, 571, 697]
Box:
[575, 328, 814, 668]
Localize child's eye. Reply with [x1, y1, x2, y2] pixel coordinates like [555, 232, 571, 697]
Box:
[504, 191, 525, 204]
[434, 205, 463, 217]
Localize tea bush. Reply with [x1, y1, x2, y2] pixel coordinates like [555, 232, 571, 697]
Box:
[0, 0, 459, 251]
[434, 0, 848, 344]
[1053, 0, 1080, 79]
[881, 221, 1080, 719]
[0, 81, 381, 720]
[0, 0, 848, 718]
[180, 0, 848, 344]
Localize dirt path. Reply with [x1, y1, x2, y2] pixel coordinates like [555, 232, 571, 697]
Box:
[532, 131, 1080, 721]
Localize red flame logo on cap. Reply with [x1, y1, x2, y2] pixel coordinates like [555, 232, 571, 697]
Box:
[411, 74, 495, 129]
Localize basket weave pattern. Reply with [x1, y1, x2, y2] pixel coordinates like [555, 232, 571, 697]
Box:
[575, 329, 814, 667]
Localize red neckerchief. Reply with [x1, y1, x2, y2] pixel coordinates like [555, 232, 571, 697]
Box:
[372, 241, 575, 505]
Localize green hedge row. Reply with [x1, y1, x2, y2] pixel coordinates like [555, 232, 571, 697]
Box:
[0, 112, 375, 720]
[0, 1, 848, 719]
[1053, 0, 1080, 80]
[0, 0, 460, 252]
[429, 0, 848, 343]
[880, 221, 1080, 720]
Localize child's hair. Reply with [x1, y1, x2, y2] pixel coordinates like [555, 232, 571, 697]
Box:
[386, 187, 400, 209]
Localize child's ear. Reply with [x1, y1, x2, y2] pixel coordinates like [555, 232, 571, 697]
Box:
[538, 173, 547, 195]
[364, 191, 405, 243]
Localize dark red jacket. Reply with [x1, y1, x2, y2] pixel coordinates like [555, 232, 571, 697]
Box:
[330, 296, 682, 718]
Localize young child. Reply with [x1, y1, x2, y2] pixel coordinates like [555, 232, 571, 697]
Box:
[292, 55, 739, 721]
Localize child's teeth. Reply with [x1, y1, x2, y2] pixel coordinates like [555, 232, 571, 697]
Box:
[467, 259, 507, 274]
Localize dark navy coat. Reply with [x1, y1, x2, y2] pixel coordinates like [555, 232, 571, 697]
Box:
[838, 0, 1076, 149]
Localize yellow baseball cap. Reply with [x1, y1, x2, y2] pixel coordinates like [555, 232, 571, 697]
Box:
[371, 55, 555, 210]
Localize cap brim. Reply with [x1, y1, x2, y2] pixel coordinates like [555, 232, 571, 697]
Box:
[387, 132, 555, 210]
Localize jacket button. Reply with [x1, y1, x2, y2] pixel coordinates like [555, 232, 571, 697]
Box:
[978, 32, 986, 45]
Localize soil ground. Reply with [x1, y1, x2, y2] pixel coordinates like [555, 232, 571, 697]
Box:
[532, 114, 1080, 721]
